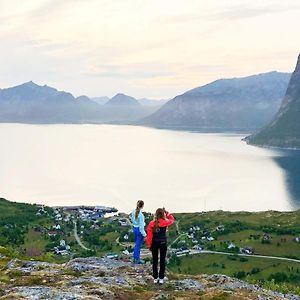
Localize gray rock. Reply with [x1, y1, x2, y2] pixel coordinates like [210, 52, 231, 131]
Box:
[7, 286, 92, 300]
[175, 279, 204, 290]
[66, 257, 127, 272]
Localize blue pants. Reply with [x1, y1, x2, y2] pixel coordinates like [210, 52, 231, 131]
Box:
[133, 227, 144, 261]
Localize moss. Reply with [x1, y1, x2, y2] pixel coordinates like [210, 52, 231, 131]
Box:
[210, 291, 231, 300]
[133, 284, 147, 293]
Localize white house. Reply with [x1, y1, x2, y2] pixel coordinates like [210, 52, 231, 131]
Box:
[216, 225, 225, 232]
[188, 233, 194, 239]
[53, 224, 61, 230]
[192, 244, 202, 251]
[119, 219, 129, 227]
[228, 242, 236, 250]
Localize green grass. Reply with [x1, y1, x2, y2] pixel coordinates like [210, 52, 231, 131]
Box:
[169, 253, 300, 289]
[173, 210, 300, 258]
[174, 210, 300, 230]
[212, 231, 300, 258]
[22, 228, 49, 255]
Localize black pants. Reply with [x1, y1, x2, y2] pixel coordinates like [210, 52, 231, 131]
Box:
[151, 240, 167, 279]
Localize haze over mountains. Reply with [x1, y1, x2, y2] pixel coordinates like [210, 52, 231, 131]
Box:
[140, 72, 291, 131]
[247, 55, 300, 148]
[0, 82, 160, 123]
[0, 71, 291, 132]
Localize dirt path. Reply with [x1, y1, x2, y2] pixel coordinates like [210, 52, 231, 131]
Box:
[73, 220, 90, 251]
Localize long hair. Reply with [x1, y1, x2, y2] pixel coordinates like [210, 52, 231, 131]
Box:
[135, 200, 144, 219]
[153, 208, 165, 232]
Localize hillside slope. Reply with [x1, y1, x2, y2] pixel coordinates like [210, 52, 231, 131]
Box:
[246, 54, 300, 148]
[139, 72, 290, 131]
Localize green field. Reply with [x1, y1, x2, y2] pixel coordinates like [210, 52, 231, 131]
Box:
[173, 210, 300, 258]
[169, 253, 300, 294]
[168, 210, 300, 294]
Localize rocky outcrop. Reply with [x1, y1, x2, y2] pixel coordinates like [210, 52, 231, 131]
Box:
[247, 54, 300, 148]
[0, 257, 299, 300]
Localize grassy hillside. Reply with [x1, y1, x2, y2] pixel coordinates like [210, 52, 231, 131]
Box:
[168, 210, 300, 294]
[0, 198, 45, 246]
[1, 197, 300, 294]
[172, 210, 300, 258]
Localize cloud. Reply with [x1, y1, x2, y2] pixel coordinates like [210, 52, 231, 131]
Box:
[162, 2, 300, 25]
[211, 4, 300, 21]
[0, 0, 300, 98]
[87, 63, 174, 79]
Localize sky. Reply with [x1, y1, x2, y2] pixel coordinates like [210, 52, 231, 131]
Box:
[0, 0, 300, 99]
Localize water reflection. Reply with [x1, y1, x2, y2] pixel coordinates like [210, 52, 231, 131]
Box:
[0, 123, 299, 212]
[272, 150, 300, 209]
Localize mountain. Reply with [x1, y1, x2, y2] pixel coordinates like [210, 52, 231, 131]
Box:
[91, 96, 110, 105]
[0, 82, 105, 123]
[138, 98, 169, 106]
[91, 96, 167, 107]
[139, 72, 291, 131]
[0, 83, 158, 123]
[246, 54, 300, 148]
[105, 93, 140, 106]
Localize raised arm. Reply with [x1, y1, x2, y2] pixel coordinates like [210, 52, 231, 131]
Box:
[160, 210, 175, 227]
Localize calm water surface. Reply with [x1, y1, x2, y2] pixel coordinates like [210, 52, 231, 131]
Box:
[0, 123, 300, 213]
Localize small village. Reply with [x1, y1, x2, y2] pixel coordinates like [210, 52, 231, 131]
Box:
[1, 197, 300, 295]
[34, 205, 300, 266]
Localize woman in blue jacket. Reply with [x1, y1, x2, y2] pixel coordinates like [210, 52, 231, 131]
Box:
[130, 200, 146, 263]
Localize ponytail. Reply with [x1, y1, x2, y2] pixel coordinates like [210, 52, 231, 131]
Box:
[135, 200, 144, 219]
[153, 208, 165, 232]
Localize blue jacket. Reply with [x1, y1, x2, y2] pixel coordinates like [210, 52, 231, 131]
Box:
[130, 209, 147, 237]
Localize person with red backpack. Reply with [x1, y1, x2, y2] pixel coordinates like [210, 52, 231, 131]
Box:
[147, 207, 175, 284]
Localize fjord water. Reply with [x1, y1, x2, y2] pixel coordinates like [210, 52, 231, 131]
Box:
[0, 123, 299, 213]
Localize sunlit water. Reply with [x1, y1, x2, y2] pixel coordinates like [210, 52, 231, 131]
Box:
[0, 123, 300, 213]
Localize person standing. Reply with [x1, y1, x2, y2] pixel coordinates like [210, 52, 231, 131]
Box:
[130, 200, 147, 264]
[147, 207, 175, 284]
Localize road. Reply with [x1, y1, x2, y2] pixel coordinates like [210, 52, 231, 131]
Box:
[169, 233, 187, 248]
[197, 250, 300, 264]
[170, 220, 300, 264]
[73, 220, 90, 251]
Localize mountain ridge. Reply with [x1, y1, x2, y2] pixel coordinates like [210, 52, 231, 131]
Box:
[246, 55, 300, 148]
[0, 83, 159, 123]
[139, 71, 291, 131]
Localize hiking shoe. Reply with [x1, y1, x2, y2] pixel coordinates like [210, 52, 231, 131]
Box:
[159, 278, 164, 284]
[153, 278, 159, 284]
[134, 259, 145, 264]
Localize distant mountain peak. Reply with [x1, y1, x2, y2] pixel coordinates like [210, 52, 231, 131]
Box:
[106, 93, 140, 106]
[21, 81, 39, 88]
[115, 93, 127, 97]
